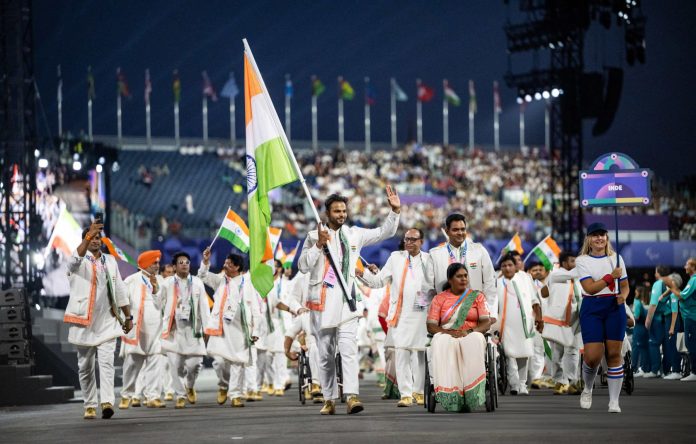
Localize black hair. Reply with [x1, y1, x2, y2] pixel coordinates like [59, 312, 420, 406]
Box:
[405, 227, 425, 240]
[171, 251, 191, 265]
[498, 252, 517, 269]
[509, 250, 521, 258]
[559, 251, 576, 267]
[227, 253, 244, 271]
[526, 261, 543, 272]
[655, 265, 670, 277]
[441, 262, 468, 292]
[274, 259, 283, 269]
[324, 194, 349, 212]
[445, 213, 467, 229]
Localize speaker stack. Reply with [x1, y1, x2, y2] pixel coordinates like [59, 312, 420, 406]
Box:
[0, 288, 31, 364]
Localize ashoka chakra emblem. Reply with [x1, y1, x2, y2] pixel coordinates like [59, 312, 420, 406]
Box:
[246, 154, 258, 194]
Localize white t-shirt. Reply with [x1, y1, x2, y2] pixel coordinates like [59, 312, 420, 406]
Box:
[575, 253, 627, 296]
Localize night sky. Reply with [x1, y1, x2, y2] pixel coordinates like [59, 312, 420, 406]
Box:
[33, 1, 696, 181]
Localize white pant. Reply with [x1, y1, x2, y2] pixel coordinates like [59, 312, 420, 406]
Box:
[163, 355, 174, 395]
[244, 347, 258, 393]
[550, 342, 580, 385]
[308, 342, 320, 384]
[508, 357, 529, 391]
[167, 352, 202, 398]
[312, 314, 359, 400]
[77, 339, 116, 408]
[121, 353, 163, 400]
[213, 356, 245, 399]
[528, 335, 545, 381]
[256, 349, 276, 388]
[273, 351, 288, 388]
[395, 348, 425, 398]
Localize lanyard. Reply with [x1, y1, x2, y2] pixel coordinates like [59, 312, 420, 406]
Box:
[175, 275, 193, 306]
[407, 254, 427, 278]
[446, 241, 467, 265]
[442, 288, 472, 322]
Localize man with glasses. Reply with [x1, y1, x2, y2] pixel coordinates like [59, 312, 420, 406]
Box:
[424, 213, 497, 320]
[161, 251, 209, 408]
[358, 228, 430, 407]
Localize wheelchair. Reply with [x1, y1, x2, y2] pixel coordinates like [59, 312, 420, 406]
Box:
[423, 333, 497, 413]
[335, 352, 346, 403]
[496, 340, 508, 396]
[298, 349, 312, 405]
[681, 353, 691, 377]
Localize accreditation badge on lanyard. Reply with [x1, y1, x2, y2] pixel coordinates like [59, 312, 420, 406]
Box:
[176, 276, 193, 321]
[447, 242, 468, 265]
[408, 255, 429, 310]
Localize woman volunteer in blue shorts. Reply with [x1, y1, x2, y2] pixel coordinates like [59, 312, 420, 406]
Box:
[574, 223, 629, 413]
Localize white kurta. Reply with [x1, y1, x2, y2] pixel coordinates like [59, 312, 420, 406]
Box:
[496, 271, 538, 358]
[542, 268, 582, 348]
[262, 277, 286, 353]
[122, 272, 165, 355]
[65, 251, 129, 347]
[160, 274, 210, 356]
[206, 274, 262, 364]
[298, 210, 400, 329]
[360, 250, 430, 350]
[425, 241, 497, 312]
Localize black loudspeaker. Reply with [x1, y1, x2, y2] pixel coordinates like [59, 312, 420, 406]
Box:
[0, 323, 28, 341]
[0, 288, 25, 306]
[0, 340, 30, 363]
[0, 306, 27, 323]
[592, 67, 624, 136]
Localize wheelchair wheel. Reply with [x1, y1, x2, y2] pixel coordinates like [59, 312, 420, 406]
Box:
[496, 344, 508, 396]
[623, 352, 634, 395]
[485, 342, 496, 412]
[336, 353, 346, 403]
[298, 355, 306, 405]
[424, 363, 436, 413]
[681, 353, 691, 377]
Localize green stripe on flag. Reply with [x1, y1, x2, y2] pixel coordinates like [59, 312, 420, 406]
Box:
[219, 228, 250, 253]
[533, 249, 553, 270]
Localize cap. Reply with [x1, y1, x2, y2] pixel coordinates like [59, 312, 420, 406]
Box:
[586, 222, 608, 236]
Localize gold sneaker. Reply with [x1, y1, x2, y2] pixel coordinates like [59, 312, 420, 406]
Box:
[313, 394, 325, 404]
[542, 378, 557, 389]
[175, 397, 186, 409]
[320, 400, 336, 415]
[217, 388, 228, 405]
[413, 393, 425, 405]
[530, 379, 544, 389]
[164, 392, 174, 401]
[346, 395, 364, 414]
[101, 402, 115, 419]
[397, 396, 413, 407]
[265, 384, 275, 396]
[231, 397, 245, 408]
[131, 397, 141, 407]
[84, 407, 97, 419]
[186, 388, 197, 404]
[252, 391, 263, 401]
[304, 388, 313, 400]
[147, 399, 166, 408]
[261, 383, 270, 392]
[554, 383, 570, 395]
[118, 397, 131, 409]
[274, 388, 284, 397]
[567, 382, 581, 395]
[310, 383, 322, 397]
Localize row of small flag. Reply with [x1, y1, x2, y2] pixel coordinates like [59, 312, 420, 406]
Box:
[61, 66, 502, 112]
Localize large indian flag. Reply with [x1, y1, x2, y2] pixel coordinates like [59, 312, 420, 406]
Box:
[102, 236, 138, 268]
[244, 41, 299, 297]
[527, 235, 561, 270]
[216, 208, 250, 253]
[44, 204, 82, 256]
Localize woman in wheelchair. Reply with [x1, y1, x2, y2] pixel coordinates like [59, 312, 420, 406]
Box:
[426, 263, 491, 412]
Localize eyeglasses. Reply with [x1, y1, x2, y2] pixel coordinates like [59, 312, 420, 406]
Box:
[177, 260, 190, 265]
[403, 237, 422, 243]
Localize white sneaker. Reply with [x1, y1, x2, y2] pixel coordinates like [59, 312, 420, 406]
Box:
[664, 372, 682, 380]
[580, 389, 592, 409]
[642, 371, 658, 378]
[681, 373, 696, 382]
[518, 386, 529, 395]
[608, 401, 621, 413]
[634, 370, 644, 378]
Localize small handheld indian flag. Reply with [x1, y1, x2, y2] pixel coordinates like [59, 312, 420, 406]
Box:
[503, 233, 524, 255]
[524, 235, 561, 270]
[102, 237, 138, 268]
[212, 208, 250, 253]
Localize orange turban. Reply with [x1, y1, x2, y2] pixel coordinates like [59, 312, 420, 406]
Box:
[137, 250, 161, 269]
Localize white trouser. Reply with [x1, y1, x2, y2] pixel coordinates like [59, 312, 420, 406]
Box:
[272, 352, 287, 389]
[375, 340, 386, 372]
[256, 350, 275, 388]
[308, 342, 320, 384]
[243, 347, 258, 393]
[550, 342, 580, 385]
[121, 353, 163, 400]
[312, 315, 359, 400]
[167, 352, 202, 398]
[508, 357, 529, 391]
[395, 348, 425, 398]
[528, 335, 545, 381]
[77, 339, 116, 408]
[213, 356, 245, 399]
[163, 354, 174, 395]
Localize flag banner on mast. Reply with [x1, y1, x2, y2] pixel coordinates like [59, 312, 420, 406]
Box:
[202, 70, 218, 101]
[340, 79, 355, 100]
[443, 80, 461, 106]
[221, 73, 240, 98]
[312, 76, 325, 97]
[102, 237, 138, 268]
[216, 208, 250, 253]
[44, 204, 82, 257]
[117, 67, 131, 98]
[526, 236, 561, 270]
[393, 80, 408, 101]
[417, 82, 435, 102]
[468, 79, 477, 114]
[244, 46, 299, 297]
[173, 70, 181, 103]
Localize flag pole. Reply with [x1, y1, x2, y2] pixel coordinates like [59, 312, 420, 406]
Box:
[390, 78, 397, 148]
[203, 95, 209, 147]
[284, 73, 291, 141]
[520, 102, 526, 151]
[57, 65, 63, 137]
[209, 206, 230, 249]
[494, 81, 500, 152]
[229, 72, 237, 147]
[416, 78, 423, 145]
[243, 39, 355, 309]
[145, 69, 152, 149]
[443, 79, 449, 146]
[364, 76, 371, 154]
[523, 234, 550, 264]
[338, 76, 344, 149]
[88, 97, 93, 141]
[117, 94, 123, 148]
[544, 99, 550, 152]
[311, 92, 318, 151]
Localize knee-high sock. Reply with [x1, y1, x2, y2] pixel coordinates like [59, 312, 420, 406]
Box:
[582, 361, 598, 392]
[607, 365, 624, 404]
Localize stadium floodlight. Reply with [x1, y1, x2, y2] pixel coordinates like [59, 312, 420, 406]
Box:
[34, 149, 40, 157]
[534, 92, 542, 101]
[72, 153, 79, 160]
[112, 161, 120, 172]
[516, 97, 524, 104]
[524, 94, 532, 102]
[72, 161, 82, 171]
[98, 156, 105, 164]
[542, 91, 551, 99]
[38, 158, 48, 168]
[551, 88, 560, 97]
[96, 164, 103, 173]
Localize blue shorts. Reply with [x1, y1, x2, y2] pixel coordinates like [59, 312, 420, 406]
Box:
[579, 296, 626, 344]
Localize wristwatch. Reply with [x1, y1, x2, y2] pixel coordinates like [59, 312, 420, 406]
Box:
[125, 315, 134, 321]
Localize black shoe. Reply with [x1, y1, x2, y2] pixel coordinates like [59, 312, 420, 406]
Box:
[510, 390, 518, 396]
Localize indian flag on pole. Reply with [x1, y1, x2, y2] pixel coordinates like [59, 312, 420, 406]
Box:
[244, 40, 300, 297]
[44, 204, 82, 257]
[502, 233, 524, 255]
[444, 80, 461, 106]
[102, 237, 138, 268]
[525, 235, 561, 270]
[216, 208, 250, 253]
